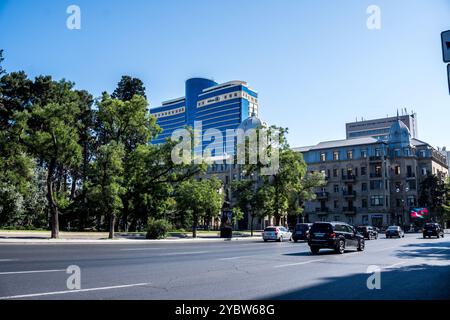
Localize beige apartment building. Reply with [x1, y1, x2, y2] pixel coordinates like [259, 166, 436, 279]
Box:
[295, 119, 448, 228]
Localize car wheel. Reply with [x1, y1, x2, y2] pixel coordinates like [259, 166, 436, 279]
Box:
[335, 240, 345, 254]
[423, 235, 426, 239]
[278, 236, 283, 242]
[357, 239, 365, 251]
[264, 239, 268, 242]
[310, 246, 319, 255]
[294, 239, 298, 243]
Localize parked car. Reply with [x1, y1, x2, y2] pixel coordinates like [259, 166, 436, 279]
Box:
[292, 223, 312, 242]
[263, 226, 292, 242]
[385, 226, 404, 238]
[423, 223, 444, 239]
[308, 221, 365, 254]
[356, 225, 378, 240]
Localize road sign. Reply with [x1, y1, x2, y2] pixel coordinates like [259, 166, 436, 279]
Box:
[442, 30, 450, 63]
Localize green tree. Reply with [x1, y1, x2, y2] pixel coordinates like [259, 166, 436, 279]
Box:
[175, 178, 224, 238]
[23, 81, 82, 238]
[418, 174, 446, 223]
[441, 178, 450, 227]
[127, 141, 205, 230]
[87, 142, 125, 239]
[111, 75, 146, 101]
[95, 93, 157, 231]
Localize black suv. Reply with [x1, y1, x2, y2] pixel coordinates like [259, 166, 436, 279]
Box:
[308, 222, 365, 254]
[423, 223, 444, 239]
[356, 225, 378, 240]
[292, 223, 312, 242]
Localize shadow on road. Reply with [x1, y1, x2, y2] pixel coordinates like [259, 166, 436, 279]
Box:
[262, 264, 450, 300]
[395, 241, 450, 261]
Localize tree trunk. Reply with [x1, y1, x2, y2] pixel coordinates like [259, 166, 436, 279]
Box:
[250, 215, 254, 237]
[47, 159, 59, 239]
[192, 212, 198, 238]
[108, 213, 115, 239]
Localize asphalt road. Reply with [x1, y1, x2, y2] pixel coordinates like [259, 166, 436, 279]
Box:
[0, 233, 449, 300]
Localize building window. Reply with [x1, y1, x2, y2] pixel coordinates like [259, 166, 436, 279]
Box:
[370, 195, 384, 206]
[320, 152, 326, 162]
[370, 180, 383, 190]
[362, 199, 368, 208]
[334, 215, 340, 221]
[375, 148, 381, 156]
[407, 196, 416, 207]
[394, 149, 401, 157]
[421, 167, 428, 176]
[333, 169, 338, 177]
[361, 183, 368, 192]
[347, 150, 353, 160]
[361, 150, 367, 158]
[395, 165, 401, 175]
[404, 148, 411, 156]
[334, 185, 339, 193]
[334, 200, 339, 209]
[333, 151, 339, 161]
[361, 166, 367, 175]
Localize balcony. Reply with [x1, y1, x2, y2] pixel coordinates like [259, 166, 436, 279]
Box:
[369, 156, 383, 162]
[370, 173, 382, 178]
[343, 207, 357, 214]
[406, 173, 416, 179]
[315, 191, 329, 199]
[343, 191, 356, 198]
[341, 174, 356, 182]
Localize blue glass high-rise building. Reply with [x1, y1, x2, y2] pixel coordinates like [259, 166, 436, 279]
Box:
[150, 78, 259, 153]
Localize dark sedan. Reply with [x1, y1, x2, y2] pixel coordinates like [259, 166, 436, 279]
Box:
[385, 226, 404, 238]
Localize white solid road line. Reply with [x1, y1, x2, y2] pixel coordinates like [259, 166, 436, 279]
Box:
[0, 259, 18, 262]
[158, 251, 209, 256]
[274, 259, 324, 268]
[119, 247, 167, 251]
[0, 269, 65, 275]
[218, 255, 256, 260]
[0, 282, 151, 300]
[383, 261, 407, 269]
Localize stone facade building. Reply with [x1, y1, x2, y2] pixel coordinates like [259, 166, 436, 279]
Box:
[295, 119, 448, 229]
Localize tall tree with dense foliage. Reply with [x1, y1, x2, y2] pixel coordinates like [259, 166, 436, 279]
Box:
[419, 174, 446, 223]
[111, 75, 146, 101]
[87, 142, 125, 239]
[175, 178, 224, 238]
[21, 80, 82, 238]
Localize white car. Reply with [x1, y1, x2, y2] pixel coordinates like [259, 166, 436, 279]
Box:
[263, 226, 292, 242]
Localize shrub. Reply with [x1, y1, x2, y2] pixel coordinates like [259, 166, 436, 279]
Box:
[146, 218, 172, 239]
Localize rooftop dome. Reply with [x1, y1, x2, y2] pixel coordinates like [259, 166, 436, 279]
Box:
[388, 119, 411, 144]
[238, 114, 263, 132]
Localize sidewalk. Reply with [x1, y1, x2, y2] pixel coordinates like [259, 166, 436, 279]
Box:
[0, 230, 262, 244]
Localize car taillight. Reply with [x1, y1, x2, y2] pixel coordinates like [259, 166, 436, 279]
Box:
[329, 232, 336, 238]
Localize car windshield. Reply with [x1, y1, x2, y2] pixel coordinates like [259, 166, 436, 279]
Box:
[310, 223, 333, 233]
[295, 224, 309, 231]
[387, 226, 398, 230]
[424, 224, 436, 230]
[264, 227, 277, 232]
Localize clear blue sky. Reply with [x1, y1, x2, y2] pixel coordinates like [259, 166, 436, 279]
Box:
[1, 0, 449, 148]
